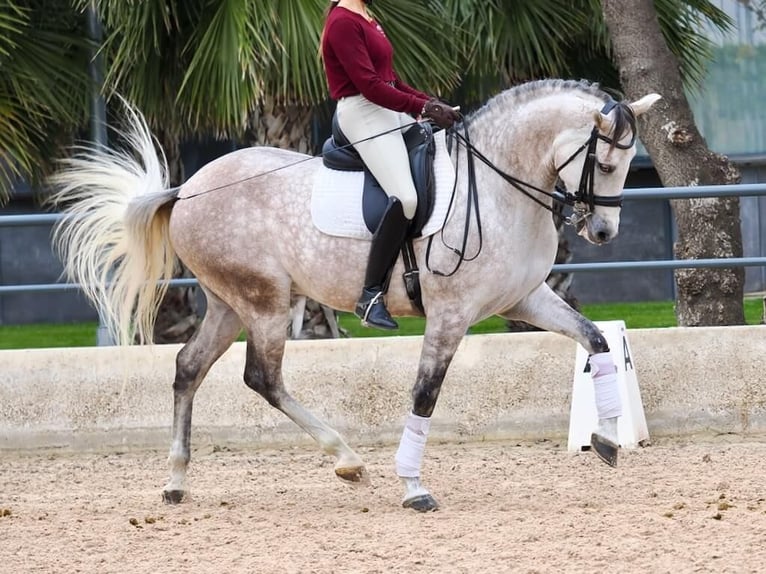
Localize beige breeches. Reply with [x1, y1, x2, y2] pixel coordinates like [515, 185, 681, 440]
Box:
[336, 95, 419, 220]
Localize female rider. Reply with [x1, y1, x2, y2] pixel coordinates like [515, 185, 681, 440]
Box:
[321, 0, 460, 330]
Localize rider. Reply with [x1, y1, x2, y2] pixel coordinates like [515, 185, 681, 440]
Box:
[321, 0, 460, 330]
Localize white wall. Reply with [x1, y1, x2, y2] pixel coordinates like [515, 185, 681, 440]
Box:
[1, 326, 764, 452]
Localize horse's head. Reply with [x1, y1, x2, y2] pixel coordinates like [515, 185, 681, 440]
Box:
[554, 93, 661, 245]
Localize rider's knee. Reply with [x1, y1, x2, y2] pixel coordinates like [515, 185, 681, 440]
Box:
[398, 195, 417, 220]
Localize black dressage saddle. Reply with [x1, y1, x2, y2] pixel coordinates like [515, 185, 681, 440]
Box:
[321, 113, 437, 237]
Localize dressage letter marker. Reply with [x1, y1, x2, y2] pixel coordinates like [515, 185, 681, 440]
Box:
[567, 321, 649, 451]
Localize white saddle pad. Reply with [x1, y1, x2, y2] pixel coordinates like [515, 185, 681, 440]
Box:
[311, 129, 456, 239]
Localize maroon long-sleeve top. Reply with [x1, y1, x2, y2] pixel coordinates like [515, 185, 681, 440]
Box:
[322, 6, 429, 117]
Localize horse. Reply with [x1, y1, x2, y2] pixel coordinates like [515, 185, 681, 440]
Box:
[50, 79, 660, 512]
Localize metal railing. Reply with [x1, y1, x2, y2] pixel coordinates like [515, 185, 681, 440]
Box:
[1, 183, 765, 296]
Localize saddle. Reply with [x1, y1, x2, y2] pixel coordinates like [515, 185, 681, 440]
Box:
[321, 113, 437, 237]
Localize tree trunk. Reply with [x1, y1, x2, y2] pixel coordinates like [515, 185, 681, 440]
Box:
[246, 96, 314, 154]
[601, 0, 745, 326]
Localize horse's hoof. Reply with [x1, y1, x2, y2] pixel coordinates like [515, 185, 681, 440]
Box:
[402, 494, 440, 512]
[162, 489, 186, 504]
[590, 432, 619, 467]
[334, 465, 370, 486]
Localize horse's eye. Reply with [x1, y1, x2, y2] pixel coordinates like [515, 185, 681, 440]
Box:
[598, 162, 615, 174]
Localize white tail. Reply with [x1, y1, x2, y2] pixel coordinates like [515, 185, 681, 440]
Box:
[50, 102, 180, 345]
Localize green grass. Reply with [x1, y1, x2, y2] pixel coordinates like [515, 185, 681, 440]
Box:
[0, 299, 762, 350]
[0, 322, 103, 350]
[339, 298, 764, 337]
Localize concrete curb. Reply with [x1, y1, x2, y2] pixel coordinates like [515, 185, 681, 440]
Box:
[1, 326, 764, 452]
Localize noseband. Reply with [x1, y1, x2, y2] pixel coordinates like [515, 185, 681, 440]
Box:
[552, 100, 636, 218]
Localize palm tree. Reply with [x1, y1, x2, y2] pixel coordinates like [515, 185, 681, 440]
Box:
[87, 1, 459, 143]
[0, 0, 91, 204]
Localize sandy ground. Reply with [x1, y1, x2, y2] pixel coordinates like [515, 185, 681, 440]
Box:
[1, 435, 765, 574]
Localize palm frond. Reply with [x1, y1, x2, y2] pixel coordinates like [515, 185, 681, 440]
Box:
[371, 0, 461, 96]
[447, 0, 733, 105]
[656, 0, 733, 89]
[0, 0, 90, 203]
[177, 0, 256, 133]
[446, 0, 595, 103]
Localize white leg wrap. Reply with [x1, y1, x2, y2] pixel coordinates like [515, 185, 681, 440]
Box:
[590, 352, 622, 419]
[395, 412, 431, 478]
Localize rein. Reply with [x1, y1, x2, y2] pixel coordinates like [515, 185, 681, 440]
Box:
[177, 99, 635, 280]
[463, 100, 632, 215]
[177, 121, 422, 200]
[424, 121, 483, 277]
[424, 99, 635, 277]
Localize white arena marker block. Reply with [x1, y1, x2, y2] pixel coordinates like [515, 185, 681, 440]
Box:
[567, 320, 650, 452]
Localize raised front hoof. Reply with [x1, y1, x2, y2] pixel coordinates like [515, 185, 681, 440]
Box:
[162, 489, 186, 504]
[590, 432, 619, 468]
[334, 465, 370, 486]
[402, 494, 440, 512]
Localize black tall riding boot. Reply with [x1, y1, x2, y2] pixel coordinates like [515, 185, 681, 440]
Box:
[355, 197, 410, 330]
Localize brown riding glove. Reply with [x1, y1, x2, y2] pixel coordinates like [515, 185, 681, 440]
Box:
[421, 98, 461, 130]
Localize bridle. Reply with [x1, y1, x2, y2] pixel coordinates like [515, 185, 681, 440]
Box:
[551, 99, 636, 225]
[451, 98, 636, 225]
[426, 98, 636, 277]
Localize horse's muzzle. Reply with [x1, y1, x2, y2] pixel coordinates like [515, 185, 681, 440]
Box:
[578, 214, 618, 245]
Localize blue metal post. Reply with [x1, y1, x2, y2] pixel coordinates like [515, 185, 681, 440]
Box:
[86, 2, 115, 346]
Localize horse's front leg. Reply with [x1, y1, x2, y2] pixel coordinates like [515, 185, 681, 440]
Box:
[502, 283, 622, 467]
[396, 315, 469, 512]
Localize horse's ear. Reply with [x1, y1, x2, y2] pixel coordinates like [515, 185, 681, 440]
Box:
[629, 93, 662, 117]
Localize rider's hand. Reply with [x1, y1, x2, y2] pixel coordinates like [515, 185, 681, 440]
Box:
[421, 98, 461, 130]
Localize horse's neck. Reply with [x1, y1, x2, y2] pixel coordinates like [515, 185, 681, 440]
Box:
[457, 102, 564, 213]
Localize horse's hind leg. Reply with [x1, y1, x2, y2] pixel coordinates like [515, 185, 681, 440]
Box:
[163, 290, 243, 504]
[502, 283, 621, 466]
[242, 311, 368, 484]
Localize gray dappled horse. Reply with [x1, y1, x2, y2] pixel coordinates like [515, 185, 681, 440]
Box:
[51, 79, 660, 512]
